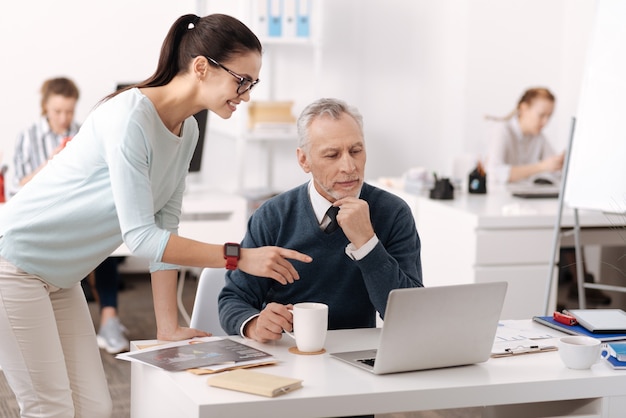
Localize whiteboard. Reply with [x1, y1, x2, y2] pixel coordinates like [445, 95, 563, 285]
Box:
[564, 0, 626, 214]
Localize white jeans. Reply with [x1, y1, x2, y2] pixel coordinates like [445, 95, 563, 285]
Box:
[0, 256, 112, 418]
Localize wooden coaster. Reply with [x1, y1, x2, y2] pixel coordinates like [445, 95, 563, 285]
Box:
[288, 346, 326, 355]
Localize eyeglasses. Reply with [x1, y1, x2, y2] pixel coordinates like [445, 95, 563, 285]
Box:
[206, 56, 259, 95]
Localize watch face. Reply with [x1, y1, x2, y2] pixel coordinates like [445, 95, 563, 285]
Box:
[225, 244, 240, 257]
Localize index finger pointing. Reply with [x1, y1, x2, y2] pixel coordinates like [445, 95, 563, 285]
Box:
[280, 249, 312, 263]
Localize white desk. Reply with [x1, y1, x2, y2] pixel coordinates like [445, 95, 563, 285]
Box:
[130, 321, 626, 418]
[376, 182, 625, 319]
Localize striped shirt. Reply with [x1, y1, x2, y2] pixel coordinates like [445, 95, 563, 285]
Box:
[8, 116, 80, 197]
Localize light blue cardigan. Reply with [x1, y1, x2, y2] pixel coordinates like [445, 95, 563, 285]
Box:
[0, 88, 198, 288]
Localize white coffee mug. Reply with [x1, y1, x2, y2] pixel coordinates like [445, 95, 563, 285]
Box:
[285, 302, 328, 353]
[558, 336, 601, 369]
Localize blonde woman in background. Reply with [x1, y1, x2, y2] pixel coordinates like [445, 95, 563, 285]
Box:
[485, 87, 565, 184]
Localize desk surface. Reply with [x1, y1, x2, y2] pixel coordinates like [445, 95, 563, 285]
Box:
[374, 180, 626, 319]
[130, 321, 626, 418]
[375, 180, 623, 229]
[429, 191, 622, 229]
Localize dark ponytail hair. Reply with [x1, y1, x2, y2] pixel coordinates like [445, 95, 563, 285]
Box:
[102, 14, 262, 102]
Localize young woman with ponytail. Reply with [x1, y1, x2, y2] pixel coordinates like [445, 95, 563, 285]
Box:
[0, 14, 311, 417]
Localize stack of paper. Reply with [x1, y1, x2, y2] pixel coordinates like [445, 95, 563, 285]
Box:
[491, 320, 557, 357]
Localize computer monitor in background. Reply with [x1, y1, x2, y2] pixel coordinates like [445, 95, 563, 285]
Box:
[115, 83, 208, 174]
[188, 109, 208, 173]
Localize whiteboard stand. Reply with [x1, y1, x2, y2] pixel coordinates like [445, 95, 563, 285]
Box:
[544, 117, 626, 314]
[543, 118, 576, 315]
[545, 0, 626, 314]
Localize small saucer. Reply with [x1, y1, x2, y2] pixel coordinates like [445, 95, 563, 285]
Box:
[288, 346, 326, 355]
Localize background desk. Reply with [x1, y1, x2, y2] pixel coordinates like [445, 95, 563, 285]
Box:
[1, 190, 247, 325]
[377, 182, 625, 319]
[113, 189, 248, 323]
[113, 188, 247, 259]
[130, 321, 626, 418]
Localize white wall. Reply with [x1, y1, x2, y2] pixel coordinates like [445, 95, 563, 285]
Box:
[0, 0, 195, 173]
[0, 0, 597, 194]
[316, 0, 596, 183]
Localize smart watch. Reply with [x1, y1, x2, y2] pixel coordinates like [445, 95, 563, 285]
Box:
[223, 242, 241, 270]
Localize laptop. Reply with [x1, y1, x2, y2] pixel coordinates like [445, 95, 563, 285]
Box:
[508, 176, 561, 199]
[566, 309, 626, 333]
[330, 282, 507, 374]
[511, 188, 560, 199]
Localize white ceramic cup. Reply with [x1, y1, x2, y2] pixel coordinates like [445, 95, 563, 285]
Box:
[558, 336, 602, 369]
[285, 302, 328, 353]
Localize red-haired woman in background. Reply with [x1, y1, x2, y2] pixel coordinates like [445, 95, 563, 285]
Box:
[485, 87, 564, 184]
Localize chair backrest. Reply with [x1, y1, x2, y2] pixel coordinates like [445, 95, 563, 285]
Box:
[190, 268, 228, 336]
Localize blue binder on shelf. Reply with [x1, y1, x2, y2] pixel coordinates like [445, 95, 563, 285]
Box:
[296, 0, 311, 38]
[533, 316, 626, 342]
[268, 0, 282, 37]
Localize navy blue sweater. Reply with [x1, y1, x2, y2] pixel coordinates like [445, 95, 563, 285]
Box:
[218, 182, 422, 335]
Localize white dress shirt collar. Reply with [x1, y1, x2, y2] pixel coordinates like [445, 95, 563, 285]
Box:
[308, 180, 333, 225]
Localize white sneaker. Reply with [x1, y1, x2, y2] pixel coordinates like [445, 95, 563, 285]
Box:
[97, 317, 130, 354]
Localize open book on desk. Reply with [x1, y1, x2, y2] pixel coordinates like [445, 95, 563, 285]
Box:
[117, 337, 276, 372]
[533, 316, 626, 342]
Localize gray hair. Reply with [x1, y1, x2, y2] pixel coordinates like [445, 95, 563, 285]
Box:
[296, 98, 364, 150]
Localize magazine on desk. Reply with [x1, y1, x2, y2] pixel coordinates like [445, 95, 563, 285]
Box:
[117, 337, 276, 372]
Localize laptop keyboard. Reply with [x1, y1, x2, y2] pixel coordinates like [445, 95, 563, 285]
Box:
[358, 358, 376, 367]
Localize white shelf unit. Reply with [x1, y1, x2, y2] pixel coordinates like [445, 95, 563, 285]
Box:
[212, 126, 300, 193]
[199, 0, 322, 193]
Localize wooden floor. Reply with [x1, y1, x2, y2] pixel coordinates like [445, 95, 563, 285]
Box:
[1, 271, 623, 418]
[0, 273, 199, 418]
